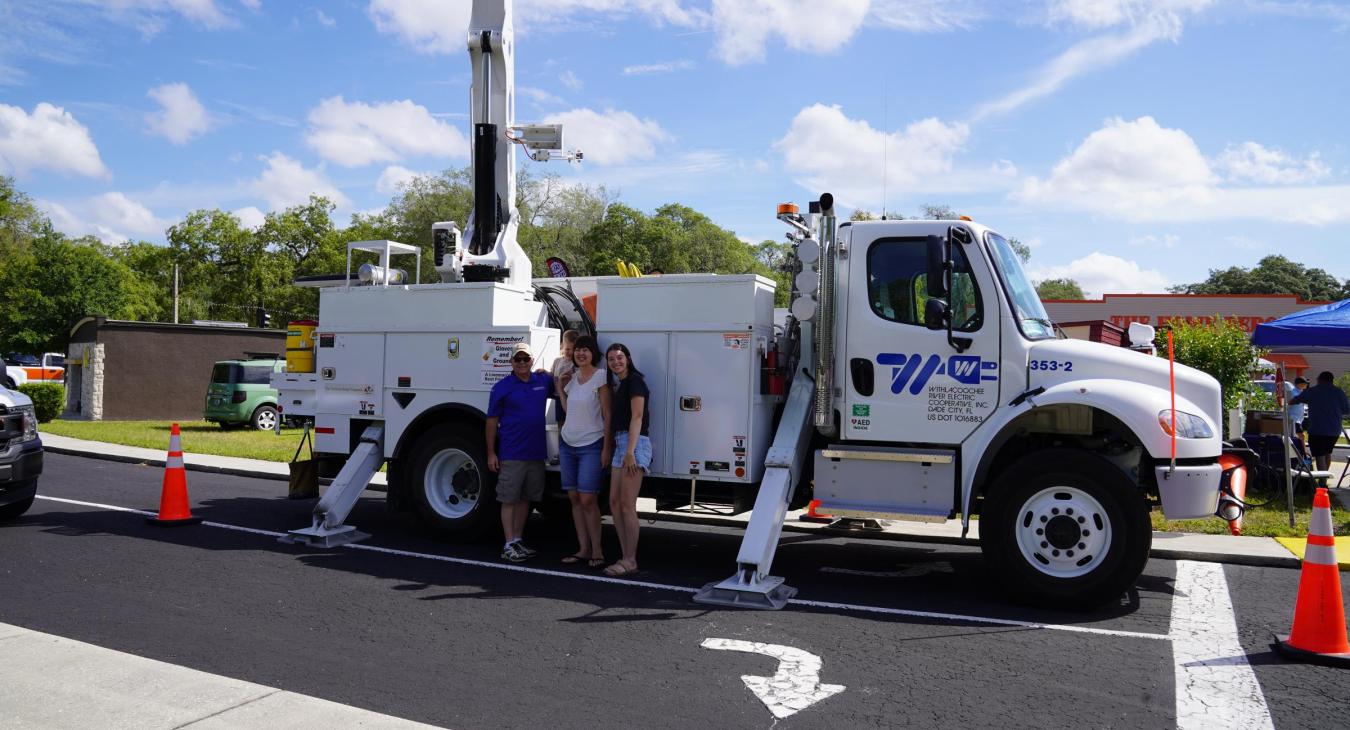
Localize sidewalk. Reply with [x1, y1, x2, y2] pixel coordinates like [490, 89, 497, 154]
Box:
[41, 432, 1325, 569]
[0, 622, 437, 729]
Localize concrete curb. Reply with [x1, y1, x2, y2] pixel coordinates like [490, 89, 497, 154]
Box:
[44, 441, 1304, 569]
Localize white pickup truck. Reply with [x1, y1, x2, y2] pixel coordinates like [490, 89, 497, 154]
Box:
[0, 385, 42, 519]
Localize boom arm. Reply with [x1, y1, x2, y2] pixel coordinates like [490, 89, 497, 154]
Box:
[449, 0, 578, 288]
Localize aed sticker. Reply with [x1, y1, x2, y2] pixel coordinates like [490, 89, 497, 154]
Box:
[447, 337, 460, 360]
[722, 333, 750, 350]
[849, 404, 871, 432]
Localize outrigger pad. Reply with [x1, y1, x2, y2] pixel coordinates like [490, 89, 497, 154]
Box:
[279, 525, 369, 549]
[693, 576, 797, 611]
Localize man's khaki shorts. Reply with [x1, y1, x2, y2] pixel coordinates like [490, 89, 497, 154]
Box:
[496, 460, 545, 503]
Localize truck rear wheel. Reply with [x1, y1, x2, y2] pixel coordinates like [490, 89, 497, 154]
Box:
[406, 427, 495, 540]
[980, 449, 1151, 610]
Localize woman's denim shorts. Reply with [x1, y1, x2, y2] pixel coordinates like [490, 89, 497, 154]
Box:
[611, 432, 652, 473]
[559, 437, 604, 493]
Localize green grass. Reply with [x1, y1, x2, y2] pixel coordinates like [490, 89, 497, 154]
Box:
[42, 419, 305, 463]
[1152, 488, 1350, 538]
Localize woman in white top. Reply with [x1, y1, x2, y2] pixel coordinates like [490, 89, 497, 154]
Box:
[555, 335, 611, 568]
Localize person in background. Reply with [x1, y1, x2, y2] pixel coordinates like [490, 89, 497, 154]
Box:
[485, 342, 553, 563]
[556, 335, 610, 569]
[1291, 371, 1350, 473]
[646, 268, 663, 276]
[1290, 377, 1309, 431]
[551, 330, 579, 423]
[604, 342, 651, 577]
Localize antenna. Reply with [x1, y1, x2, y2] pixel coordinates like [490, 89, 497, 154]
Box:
[881, 77, 888, 220]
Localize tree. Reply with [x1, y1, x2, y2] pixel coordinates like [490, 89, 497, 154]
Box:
[0, 235, 154, 353]
[1036, 278, 1085, 300]
[1170, 254, 1350, 301]
[752, 239, 794, 306]
[850, 209, 877, 221]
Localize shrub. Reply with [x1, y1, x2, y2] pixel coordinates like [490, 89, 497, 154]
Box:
[17, 383, 65, 423]
[1154, 316, 1262, 413]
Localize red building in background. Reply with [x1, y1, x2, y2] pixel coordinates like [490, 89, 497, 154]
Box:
[1041, 294, 1349, 377]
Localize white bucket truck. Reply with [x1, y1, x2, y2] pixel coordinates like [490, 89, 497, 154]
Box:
[274, 0, 1238, 609]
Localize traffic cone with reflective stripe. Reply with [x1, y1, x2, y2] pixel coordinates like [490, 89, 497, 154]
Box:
[799, 499, 833, 524]
[147, 423, 202, 526]
[1274, 488, 1349, 667]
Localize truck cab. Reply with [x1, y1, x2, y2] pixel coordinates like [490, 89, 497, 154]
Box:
[0, 384, 43, 520]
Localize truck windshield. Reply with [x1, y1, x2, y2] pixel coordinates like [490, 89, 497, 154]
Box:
[986, 232, 1056, 340]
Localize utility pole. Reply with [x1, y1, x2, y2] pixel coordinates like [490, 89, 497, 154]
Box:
[173, 263, 179, 324]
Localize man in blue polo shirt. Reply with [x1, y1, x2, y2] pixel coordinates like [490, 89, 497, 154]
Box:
[486, 341, 554, 562]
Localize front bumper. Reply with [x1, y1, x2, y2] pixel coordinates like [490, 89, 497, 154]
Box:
[0, 438, 43, 506]
[1155, 463, 1221, 519]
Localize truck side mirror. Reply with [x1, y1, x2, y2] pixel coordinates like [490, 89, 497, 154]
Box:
[924, 297, 949, 331]
[926, 235, 949, 298]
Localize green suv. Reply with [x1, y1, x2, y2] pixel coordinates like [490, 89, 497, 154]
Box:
[204, 356, 284, 431]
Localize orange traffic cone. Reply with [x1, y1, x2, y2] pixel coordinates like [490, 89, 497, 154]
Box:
[1274, 488, 1349, 667]
[147, 423, 202, 527]
[799, 499, 833, 524]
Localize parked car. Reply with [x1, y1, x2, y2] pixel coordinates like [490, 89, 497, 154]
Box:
[204, 356, 284, 431]
[2, 363, 25, 391]
[0, 384, 43, 520]
[3, 353, 64, 383]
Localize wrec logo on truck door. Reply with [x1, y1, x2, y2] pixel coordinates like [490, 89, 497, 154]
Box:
[877, 354, 999, 395]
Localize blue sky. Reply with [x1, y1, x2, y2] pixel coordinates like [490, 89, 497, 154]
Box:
[2, 0, 1349, 296]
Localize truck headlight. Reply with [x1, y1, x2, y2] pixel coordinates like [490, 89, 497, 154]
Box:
[16, 405, 38, 442]
[1158, 409, 1213, 439]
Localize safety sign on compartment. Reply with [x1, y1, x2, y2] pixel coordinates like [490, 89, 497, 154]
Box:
[481, 334, 527, 385]
[722, 333, 750, 350]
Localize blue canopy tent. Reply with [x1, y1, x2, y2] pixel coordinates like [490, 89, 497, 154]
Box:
[1250, 298, 1350, 518]
[1253, 298, 1350, 352]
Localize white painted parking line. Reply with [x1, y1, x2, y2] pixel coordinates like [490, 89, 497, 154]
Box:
[701, 638, 845, 719]
[1170, 560, 1273, 729]
[36, 495, 1170, 640]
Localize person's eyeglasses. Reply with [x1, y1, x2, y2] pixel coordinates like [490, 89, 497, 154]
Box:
[511, 355, 531, 363]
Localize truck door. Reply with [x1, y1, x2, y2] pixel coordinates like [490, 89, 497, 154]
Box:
[841, 227, 1000, 445]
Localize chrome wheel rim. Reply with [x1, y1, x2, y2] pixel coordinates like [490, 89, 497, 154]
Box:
[1013, 486, 1112, 579]
[425, 448, 481, 519]
[255, 409, 277, 431]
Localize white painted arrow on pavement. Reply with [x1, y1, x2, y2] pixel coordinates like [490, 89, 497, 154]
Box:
[701, 638, 845, 719]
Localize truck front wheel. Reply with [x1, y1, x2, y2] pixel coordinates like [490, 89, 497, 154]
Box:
[406, 427, 496, 540]
[980, 449, 1151, 610]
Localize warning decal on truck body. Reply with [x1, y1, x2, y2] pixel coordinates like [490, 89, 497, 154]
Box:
[481, 335, 527, 385]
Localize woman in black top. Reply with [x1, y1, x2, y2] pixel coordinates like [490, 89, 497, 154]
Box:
[604, 342, 651, 576]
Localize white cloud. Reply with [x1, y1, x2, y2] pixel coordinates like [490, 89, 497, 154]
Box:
[0, 102, 108, 178]
[366, 0, 473, 51]
[1215, 142, 1328, 185]
[1128, 233, 1180, 248]
[305, 96, 468, 167]
[250, 152, 351, 210]
[869, 0, 982, 31]
[366, 0, 705, 53]
[1015, 116, 1216, 215]
[712, 0, 869, 65]
[622, 60, 694, 75]
[518, 87, 565, 106]
[38, 191, 166, 244]
[145, 82, 210, 144]
[1015, 116, 1350, 224]
[540, 108, 670, 165]
[1029, 252, 1170, 296]
[375, 165, 422, 194]
[974, 0, 1213, 120]
[558, 70, 583, 91]
[232, 205, 266, 230]
[315, 9, 336, 27]
[776, 104, 1000, 207]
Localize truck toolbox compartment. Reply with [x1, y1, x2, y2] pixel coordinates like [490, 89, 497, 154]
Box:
[813, 445, 956, 521]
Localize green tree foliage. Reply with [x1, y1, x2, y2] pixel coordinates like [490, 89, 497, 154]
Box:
[1036, 278, 1085, 300]
[1154, 316, 1263, 412]
[1170, 254, 1350, 301]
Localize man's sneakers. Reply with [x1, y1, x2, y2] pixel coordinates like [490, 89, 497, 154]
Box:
[501, 540, 537, 563]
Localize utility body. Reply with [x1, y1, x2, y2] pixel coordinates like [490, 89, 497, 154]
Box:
[274, 0, 1238, 608]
